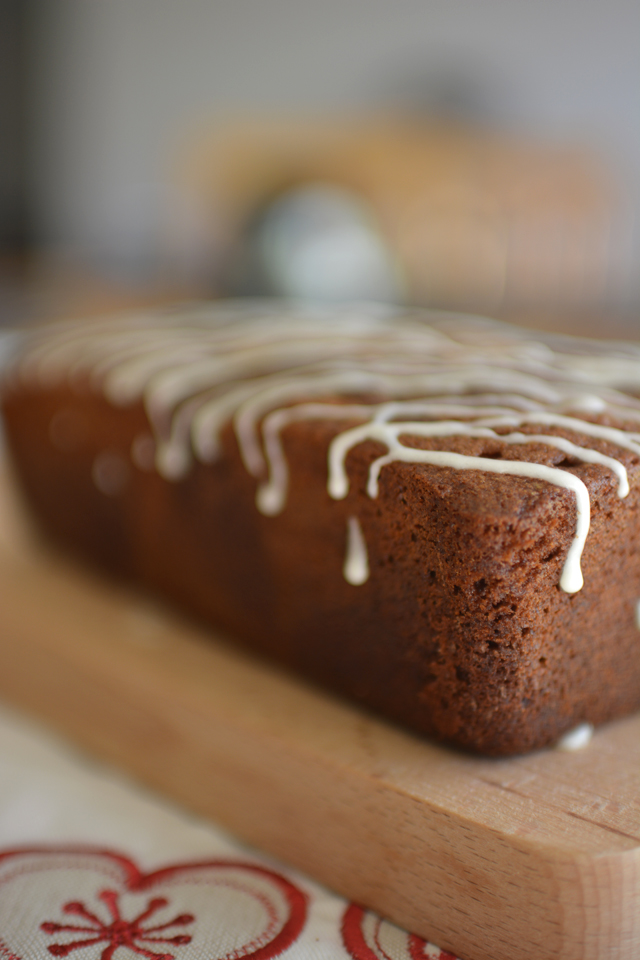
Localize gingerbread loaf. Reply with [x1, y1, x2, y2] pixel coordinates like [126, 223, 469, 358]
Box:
[3, 301, 640, 755]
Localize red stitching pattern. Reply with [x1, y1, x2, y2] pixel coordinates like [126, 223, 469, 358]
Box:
[0, 848, 460, 960]
[41, 888, 194, 960]
[0, 940, 21, 960]
[372, 917, 396, 960]
[408, 933, 457, 960]
[341, 904, 379, 960]
[0, 847, 308, 960]
[341, 903, 459, 960]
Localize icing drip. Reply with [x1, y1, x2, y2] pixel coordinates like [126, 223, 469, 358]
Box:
[556, 723, 594, 751]
[325, 412, 635, 593]
[344, 516, 369, 585]
[15, 301, 640, 593]
[329, 427, 591, 593]
[258, 403, 372, 515]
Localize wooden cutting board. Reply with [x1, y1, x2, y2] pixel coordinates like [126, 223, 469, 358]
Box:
[0, 469, 637, 960]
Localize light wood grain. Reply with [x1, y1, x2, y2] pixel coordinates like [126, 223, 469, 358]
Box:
[0, 471, 637, 960]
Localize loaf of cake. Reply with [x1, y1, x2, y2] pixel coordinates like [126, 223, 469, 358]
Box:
[3, 301, 640, 755]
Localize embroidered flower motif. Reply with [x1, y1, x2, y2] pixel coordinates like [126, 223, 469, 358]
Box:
[41, 888, 194, 960]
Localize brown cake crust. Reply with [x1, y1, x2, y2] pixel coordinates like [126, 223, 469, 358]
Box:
[4, 345, 640, 756]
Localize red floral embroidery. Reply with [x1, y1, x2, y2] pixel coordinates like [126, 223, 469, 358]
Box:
[41, 888, 194, 960]
[341, 903, 458, 960]
[407, 934, 457, 960]
[0, 847, 308, 960]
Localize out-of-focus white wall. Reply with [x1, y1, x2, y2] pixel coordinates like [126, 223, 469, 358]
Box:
[27, 0, 640, 297]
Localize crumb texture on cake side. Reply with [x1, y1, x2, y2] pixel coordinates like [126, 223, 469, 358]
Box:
[3, 301, 640, 755]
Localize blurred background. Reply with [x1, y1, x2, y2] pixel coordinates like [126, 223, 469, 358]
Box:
[1, 0, 639, 334]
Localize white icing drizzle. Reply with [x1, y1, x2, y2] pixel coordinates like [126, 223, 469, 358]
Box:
[344, 516, 370, 585]
[13, 301, 640, 594]
[556, 723, 594, 751]
[329, 423, 592, 593]
[258, 402, 372, 515]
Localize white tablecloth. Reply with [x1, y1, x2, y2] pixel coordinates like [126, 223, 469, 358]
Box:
[0, 704, 458, 960]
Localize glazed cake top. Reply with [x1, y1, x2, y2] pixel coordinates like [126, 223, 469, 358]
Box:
[9, 300, 640, 593]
